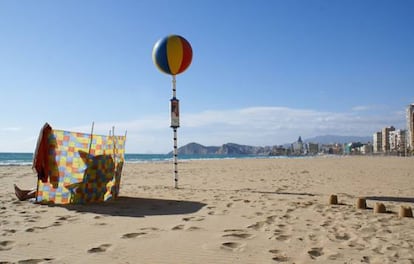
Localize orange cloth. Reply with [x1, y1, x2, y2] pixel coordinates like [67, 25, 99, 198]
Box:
[32, 123, 52, 183]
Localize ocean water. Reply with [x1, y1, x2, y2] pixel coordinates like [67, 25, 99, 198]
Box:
[0, 152, 278, 166]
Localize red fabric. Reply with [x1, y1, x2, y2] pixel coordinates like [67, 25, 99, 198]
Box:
[33, 123, 52, 183]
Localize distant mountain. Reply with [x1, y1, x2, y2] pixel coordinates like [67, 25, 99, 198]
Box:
[173, 135, 372, 155]
[216, 143, 272, 155]
[174, 142, 271, 155]
[175, 142, 219, 155]
[303, 135, 371, 144]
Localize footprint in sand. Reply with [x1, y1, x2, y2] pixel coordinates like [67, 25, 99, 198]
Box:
[186, 226, 203, 231]
[222, 229, 254, 239]
[272, 254, 289, 262]
[56, 215, 72, 221]
[53, 215, 78, 225]
[269, 234, 291, 241]
[269, 248, 290, 262]
[94, 222, 108, 226]
[182, 216, 205, 222]
[327, 252, 344, 261]
[121, 232, 147, 239]
[25, 225, 49, 233]
[2, 229, 16, 236]
[26, 218, 38, 223]
[0, 240, 15, 251]
[87, 243, 112, 253]
[220, 242, 245, 252]
[308, 233, 318, 242]
[266, 215, 278, 224]
[221, 209, 229, 215]
[172, 224, 185, 230]
[137, 227, 160, 233]
[320, 219, 333, 228]
[347, 240, 366, 251]
[247, 221, 267, 231]
[269, 249, 280, 254]
[14, 258, 54, 263]
[308, 247, 324, 259]
[335, 233, 351, 241]
[361, 256, 370, 263]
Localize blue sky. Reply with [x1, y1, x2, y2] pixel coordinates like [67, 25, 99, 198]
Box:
[1, 0, 413, 153]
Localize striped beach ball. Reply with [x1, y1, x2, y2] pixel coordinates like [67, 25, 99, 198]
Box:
[152, 35, 193, 75]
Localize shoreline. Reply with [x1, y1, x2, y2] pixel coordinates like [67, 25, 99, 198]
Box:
[1, 153, 412, 167]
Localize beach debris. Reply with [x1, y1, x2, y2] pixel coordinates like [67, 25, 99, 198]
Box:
[373, 202, 386, 214]
[398, 206, 413, 218]
[328, 194, 338, 205]
[356, 197, 367, 209]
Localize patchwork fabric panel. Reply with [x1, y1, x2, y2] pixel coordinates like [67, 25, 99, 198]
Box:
[36, 130, 126, 204]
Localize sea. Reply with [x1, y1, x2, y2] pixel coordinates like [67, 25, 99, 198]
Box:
[0, 152, 289, 166]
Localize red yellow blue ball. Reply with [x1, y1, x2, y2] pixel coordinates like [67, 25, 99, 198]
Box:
[152, 35, 192, 75]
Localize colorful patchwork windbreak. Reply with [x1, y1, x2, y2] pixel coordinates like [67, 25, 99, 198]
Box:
[36, 129, 126, 204]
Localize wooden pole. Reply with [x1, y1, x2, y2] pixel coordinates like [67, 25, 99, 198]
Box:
[88, 122, 95, 154]
[112, 126, 117, 161]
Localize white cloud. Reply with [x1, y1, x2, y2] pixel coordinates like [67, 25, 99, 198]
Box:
[351, 105, 371, 111]
[0, 127, 21, 132]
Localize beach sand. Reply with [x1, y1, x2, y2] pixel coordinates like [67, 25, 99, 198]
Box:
[1, 156, 414, 263]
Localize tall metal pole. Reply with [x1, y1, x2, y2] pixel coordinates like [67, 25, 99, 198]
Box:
[173, 128, 178, 188]
[171, 75, 179, 188]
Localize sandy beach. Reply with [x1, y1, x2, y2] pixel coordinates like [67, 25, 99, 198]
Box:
[1, 156, 414, 263]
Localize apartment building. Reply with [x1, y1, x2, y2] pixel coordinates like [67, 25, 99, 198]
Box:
[389, 129, 407, 154]
[382, 126, 395, 153]
[407, 103, 414, 151]
[373, 131, 382, 153]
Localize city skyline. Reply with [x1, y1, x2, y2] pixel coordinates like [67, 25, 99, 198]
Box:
[1, 1, 413, 153]
[371, 103, 414, 155]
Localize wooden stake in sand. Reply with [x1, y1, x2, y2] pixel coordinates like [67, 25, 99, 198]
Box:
[356, 197, 367, 209]
[329, 194, 338, 205]
[374, 202, 386, 214]
[88, 122, 95, 154]
[399, 206, 413, 218]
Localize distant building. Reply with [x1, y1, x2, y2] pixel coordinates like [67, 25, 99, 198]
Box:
[320, 143, 343, 155]
[344, 142, 364, 155]
[343, 143, 352, 155]
[270, 145, 289, 156]
[292, 136, 304, 155]
[389, 129, 407, 155]
[382, 126, 395, 153]
[359, 143, 373, 155]
[307, 142, 319, 155]
[407, 103, 414, 152]
[373, 131, 382, 153]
